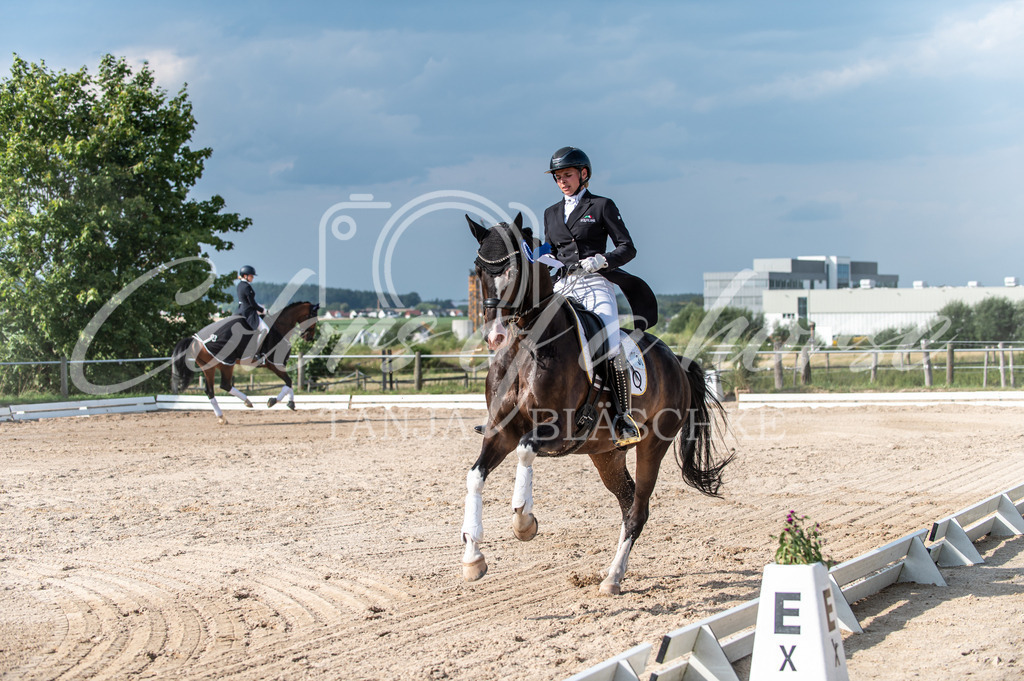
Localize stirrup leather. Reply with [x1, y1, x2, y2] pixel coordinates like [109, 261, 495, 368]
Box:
[610, 353, 642, 447]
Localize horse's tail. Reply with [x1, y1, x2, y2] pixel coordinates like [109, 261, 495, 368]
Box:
[170, 337, 195, 394]
[677, 357, 733, 497]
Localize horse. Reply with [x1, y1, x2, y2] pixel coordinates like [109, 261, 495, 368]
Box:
[461, 214, 732, 595]
[170, 301, 319, 424]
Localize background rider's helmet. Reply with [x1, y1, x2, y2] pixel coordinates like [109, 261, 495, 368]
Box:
[239, 265, 257, 277]
[546, 146, 591, 184]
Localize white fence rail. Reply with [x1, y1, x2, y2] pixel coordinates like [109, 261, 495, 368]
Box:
[738, 391, 1024, 409]
[3, 394, 488, 420]
[566, 482, 1024, 681]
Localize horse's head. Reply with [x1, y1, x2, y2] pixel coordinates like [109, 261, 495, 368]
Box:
[467, 212, 551, 350]
[272, 301, 320, 342]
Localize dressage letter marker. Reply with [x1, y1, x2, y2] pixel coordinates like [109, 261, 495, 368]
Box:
[749, 563, 848, 681]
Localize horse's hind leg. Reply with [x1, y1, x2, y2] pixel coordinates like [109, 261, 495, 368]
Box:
[222, 368, 253, 408]
[202, 369, 228, 425]
[593, 437, 671, 595]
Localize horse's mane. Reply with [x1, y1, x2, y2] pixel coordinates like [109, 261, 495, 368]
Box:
[280, 301, 312, 312]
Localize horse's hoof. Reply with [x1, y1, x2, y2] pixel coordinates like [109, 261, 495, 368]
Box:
[218, 416, 228, 426]
[599, 581, 621, 596]
[512, 513, 539, 542]
[267, 397, 278, 408]
[287, 401, 296, 411]
[244, 400, 253, 409]
[462, 557, 488, 582]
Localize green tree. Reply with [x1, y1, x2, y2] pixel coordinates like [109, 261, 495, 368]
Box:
[0, 54, 249, 393]
[973, 297, 1017, 341]
[933, 300, 974, 342]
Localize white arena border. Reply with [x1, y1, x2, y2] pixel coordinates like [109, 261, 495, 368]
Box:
[1, 394, 486, 421]
[739, 390, 1024, 409]
[565, 481, 1024, 681]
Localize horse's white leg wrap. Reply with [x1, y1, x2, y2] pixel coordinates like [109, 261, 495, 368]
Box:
[600, 523, 634, 595]
[511, 444, 539, 541]
[462, 469, 485, 565]
[209, 397, 223, 418]
[511, 444, 537, 514]
[276, 386, 290, 402]
[229, 386, 248, 402]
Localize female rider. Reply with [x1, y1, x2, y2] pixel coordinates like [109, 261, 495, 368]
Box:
[543, 146, 650, 448]
[236, 265, 269, 365]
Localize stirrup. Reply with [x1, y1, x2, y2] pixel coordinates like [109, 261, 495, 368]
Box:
[613, 413, 642, 447]
[474, 424, 485, 435]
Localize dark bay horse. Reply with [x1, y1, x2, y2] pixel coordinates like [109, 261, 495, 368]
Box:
[170, 301, 319, 424]
[462, 214, 732, 595]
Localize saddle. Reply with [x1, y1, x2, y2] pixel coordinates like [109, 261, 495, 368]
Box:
[561, 298, 649, 452]
[192, 315, 263, 365]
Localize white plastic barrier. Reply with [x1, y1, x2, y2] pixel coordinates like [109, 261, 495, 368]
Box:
[155, 394, 355, 411]
[927, 482, 1024, 567]
[0, 406, 11, 422]
[566, 481, 1024, 681]
[564, 644, 652, 681]
[739, 391, 1024, 409]
[7, 396, 157, 420]
[348, 394, 486, 410]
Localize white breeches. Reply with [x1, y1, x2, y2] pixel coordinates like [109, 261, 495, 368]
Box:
[554, 272, 620, 358]
[256, 318, 270, 349]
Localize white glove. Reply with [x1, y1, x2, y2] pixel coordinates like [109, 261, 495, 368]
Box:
[580, 254, 608, 273]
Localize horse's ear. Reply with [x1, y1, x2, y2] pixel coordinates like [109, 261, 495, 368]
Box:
[466, 215, 489, 244]
[521, 226, 534, 243]
[513, 212, 523, 229]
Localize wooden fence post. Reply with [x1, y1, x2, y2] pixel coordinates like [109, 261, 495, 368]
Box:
[998, 342, 1007, 388]
[414, 351, 423, 391]
[870, 351, 878, 383]
[946, 343, 954, 386]
[800, 345, 812, 385]
[983, 348, 989, 388]
[922, 340, 932, 388]
[773, 339, 783, 390]
[60, 356, 69, 398]
[1011, 348, 1017, 388]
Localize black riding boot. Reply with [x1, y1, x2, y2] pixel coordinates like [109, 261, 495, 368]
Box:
[609, 352, 642, 448]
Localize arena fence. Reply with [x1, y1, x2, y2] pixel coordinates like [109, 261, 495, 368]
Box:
[565, 482, 1024, 681]
[738, 391, 1024, 409]
[1, 394, 487, 421]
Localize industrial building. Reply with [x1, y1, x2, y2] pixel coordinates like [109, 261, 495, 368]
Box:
[703, 256, 898, 313]
[763, 280, 1024, 344]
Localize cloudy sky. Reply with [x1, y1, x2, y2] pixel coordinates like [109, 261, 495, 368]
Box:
[4, 1, 1023, 302]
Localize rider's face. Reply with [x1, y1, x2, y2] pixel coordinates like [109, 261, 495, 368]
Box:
[244, 274, 255, 283]
[553, 167, 585, 196]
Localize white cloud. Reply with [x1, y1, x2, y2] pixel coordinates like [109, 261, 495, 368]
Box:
[123, 48, 195, 91]
[697, 1, 1024, 110]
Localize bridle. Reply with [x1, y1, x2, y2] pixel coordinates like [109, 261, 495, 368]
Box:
[476, 233, 556, 328]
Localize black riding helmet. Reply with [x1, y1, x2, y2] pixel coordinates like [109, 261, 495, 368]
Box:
[546, 146, 591, 185]
[240, 265, 256, 277]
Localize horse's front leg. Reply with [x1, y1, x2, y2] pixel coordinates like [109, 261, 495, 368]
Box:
[508, 414, 567, 542]
[264, 363, 295, 410]
[462, 430, 517, 582]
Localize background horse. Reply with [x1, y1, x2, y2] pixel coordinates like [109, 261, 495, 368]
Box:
[462, 214, 732, 595]
[170, 301, 319, 424]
